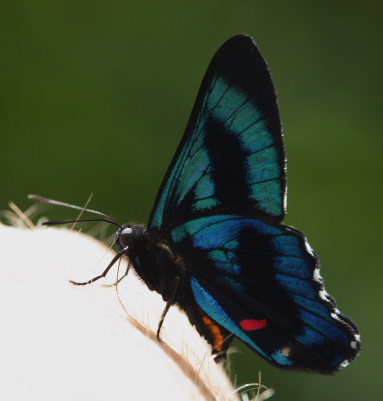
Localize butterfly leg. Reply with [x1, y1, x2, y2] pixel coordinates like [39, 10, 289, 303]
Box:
[156, 275, 180, 341]
[102, 262, 132, 288]
[70, 246, 129, 286]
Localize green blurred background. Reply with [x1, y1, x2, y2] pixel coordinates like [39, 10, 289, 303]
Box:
[1, 1, 381, 400]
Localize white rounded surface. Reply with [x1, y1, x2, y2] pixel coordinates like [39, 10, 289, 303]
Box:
[0, 224, 238, 401]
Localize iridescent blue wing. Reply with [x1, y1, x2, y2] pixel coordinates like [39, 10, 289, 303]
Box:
[171, 215, 360, 373]
[149, 35, 285, 230]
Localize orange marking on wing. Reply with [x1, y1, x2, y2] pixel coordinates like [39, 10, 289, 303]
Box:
[203, 315, 224, 352]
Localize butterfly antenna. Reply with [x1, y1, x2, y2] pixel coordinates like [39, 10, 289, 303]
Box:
[28, 194, 122, 229]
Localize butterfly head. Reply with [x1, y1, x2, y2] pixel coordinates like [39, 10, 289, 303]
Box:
[116, 224, 145, 249]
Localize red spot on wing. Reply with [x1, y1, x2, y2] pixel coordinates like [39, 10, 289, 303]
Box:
[240, 319, 267, 331]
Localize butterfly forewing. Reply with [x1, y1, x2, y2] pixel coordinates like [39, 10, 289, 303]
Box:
[149, 35, 285, 231]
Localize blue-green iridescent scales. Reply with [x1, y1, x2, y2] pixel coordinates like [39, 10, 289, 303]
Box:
[170, 215, 352, 368]
[150, 75, 283, 229]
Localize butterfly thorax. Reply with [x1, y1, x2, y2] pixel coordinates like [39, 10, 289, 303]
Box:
[117, 224, 187, 301]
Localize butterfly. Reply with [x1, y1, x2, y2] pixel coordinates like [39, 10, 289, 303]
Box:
[34, 34, 360, 373]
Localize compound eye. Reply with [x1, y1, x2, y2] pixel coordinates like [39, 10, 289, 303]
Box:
[117, 226, 133, 248]
[121, 226, 133, 236]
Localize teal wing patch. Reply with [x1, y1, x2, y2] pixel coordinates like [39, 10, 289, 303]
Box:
[149, 35, 285, 230]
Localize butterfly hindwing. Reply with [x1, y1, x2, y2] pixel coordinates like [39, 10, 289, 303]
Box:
[170, 215, 360, 373]
[149, 35, 285, 231]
